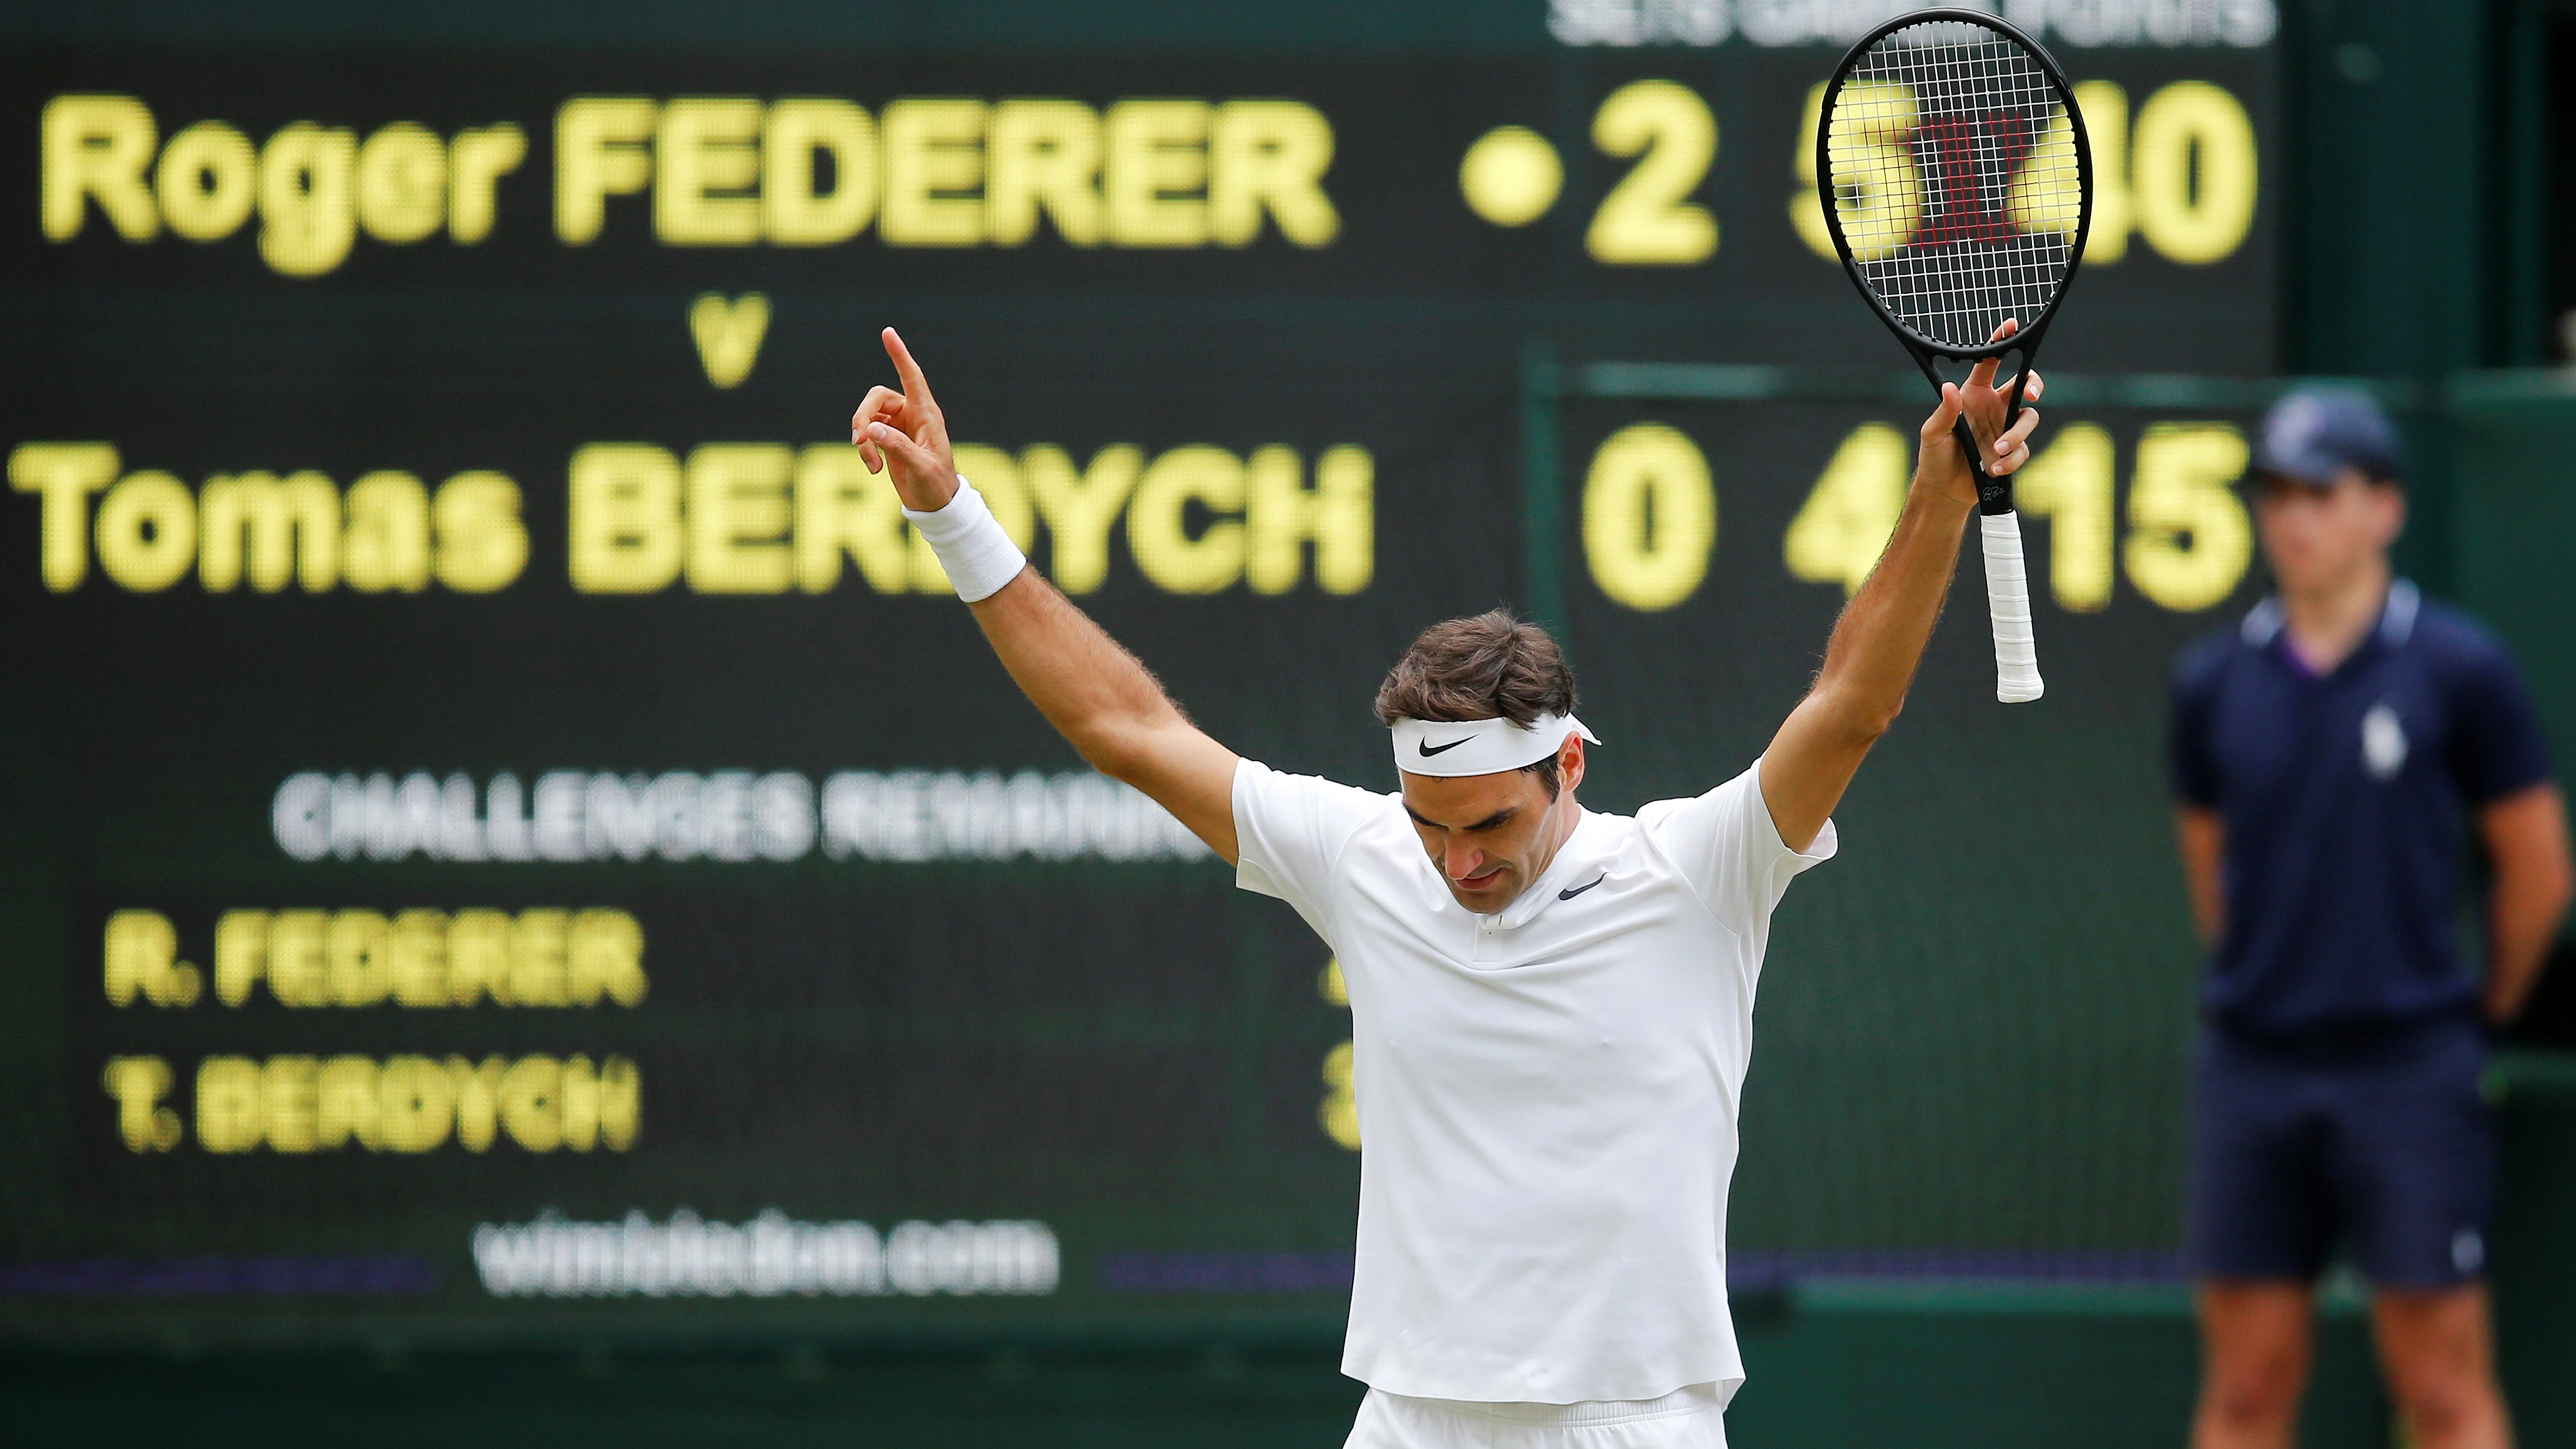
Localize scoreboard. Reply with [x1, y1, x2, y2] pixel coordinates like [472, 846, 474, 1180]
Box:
[2, 6, 2277, 1345]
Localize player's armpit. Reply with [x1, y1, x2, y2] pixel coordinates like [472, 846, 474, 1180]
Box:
[1759, 695, 1870, 855]
[1094, 717, 1242, 865]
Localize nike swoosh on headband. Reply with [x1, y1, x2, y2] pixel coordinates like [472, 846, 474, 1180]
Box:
[1389, 712, 1597, 777]
[1558, 876, 1605, 900]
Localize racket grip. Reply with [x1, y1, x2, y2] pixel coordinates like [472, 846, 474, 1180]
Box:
[1980, 511, 2044, 704]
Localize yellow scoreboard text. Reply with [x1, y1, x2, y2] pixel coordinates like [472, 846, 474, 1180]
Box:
[101, 1052, 641, 1155]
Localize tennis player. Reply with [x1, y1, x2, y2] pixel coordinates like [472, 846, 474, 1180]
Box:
[852, 326, 2044, 1448]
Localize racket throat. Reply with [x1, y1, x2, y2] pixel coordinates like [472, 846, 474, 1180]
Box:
[1922, 355, 2031, 515]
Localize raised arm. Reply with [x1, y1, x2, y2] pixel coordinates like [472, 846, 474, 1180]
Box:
[1759, 332, 2044, 851]
[852, 328, 1241, 863]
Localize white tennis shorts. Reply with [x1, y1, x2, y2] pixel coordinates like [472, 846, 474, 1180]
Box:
[1343, 1384, 1726, 1449]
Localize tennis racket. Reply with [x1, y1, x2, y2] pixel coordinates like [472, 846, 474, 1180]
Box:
[1816, 8, 2091, 704]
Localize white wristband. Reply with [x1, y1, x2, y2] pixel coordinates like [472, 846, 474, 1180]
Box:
[902, 476, 1028, 603]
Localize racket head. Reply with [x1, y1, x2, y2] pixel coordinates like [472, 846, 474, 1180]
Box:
[1815, 7, 2092, 362]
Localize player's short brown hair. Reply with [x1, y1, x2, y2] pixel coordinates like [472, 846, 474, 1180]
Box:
[1374, 611, 1579, 794]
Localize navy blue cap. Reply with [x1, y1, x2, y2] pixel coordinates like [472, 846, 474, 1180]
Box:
[2252, 388, 2403, 486]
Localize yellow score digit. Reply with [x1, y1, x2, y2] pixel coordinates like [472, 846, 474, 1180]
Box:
[1794, 79, 2257, 268]
[2071, 81, 2131, 263]
[1587, 80, 1718, 266]
[2130, 82, 2258, 264]
[2033, 79, 2255, 267]
[1784, 420, 2250, 614]
[1583, 423, 1716, 611]
[2125, 424, 2253, 611]
[1817, 82, 1920, 263]
[1792, 79, 1927, 261]
[2007, 105, 2084, 246]
[1782, 422, 1907, 596]
[2011, 424, 2116, 612]
[1318, 958, 1357, 1151]
[1320, 1042, 1360, 1150]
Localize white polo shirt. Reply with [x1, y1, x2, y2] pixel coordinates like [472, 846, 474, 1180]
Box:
[1233, 757, 1834, 1407]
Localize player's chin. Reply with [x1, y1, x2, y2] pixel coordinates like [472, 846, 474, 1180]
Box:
[1448, 868, 1517, 909]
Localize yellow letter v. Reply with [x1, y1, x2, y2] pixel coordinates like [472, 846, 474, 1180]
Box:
[688, 292, 770, 389]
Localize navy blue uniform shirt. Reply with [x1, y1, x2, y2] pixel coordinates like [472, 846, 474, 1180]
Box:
[2171, 581, 2552, 1038]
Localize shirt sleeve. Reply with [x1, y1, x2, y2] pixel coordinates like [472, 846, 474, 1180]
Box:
[2446, 644, 2554, 804]
[1636, 760, 1836, 928]
[2170, 644, 2224, 808]
[1231, 759, 1389, 939]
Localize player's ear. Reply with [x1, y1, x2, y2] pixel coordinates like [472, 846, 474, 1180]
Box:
[1558, 735, 1586, 795]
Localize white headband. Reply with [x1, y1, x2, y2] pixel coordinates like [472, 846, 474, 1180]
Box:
[1389, 712, 1600, 778]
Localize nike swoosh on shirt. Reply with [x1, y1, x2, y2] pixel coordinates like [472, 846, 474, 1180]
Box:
[1558, 876, 1606, 900]
[1417, 737, 1472, 757]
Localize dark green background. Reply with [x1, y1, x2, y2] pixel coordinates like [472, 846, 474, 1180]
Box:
[5, 21, 2275, 1347]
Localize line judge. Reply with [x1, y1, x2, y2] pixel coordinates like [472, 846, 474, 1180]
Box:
[2173, 389, 2570, 1449]
[850, 326, 2044, 1448]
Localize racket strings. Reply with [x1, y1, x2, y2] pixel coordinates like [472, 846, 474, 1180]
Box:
[1824, 20, 2081, 352]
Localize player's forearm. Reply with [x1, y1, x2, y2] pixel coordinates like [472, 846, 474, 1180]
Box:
[1759, 465, 1973, 848]
[850, 330, 1237, 858]
[1760, 377, 2023, 848]
[1809, 474, 1975, 737]
[967, 569, 1193, 777]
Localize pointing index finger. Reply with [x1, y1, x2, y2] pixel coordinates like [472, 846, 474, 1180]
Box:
[882, 327, 936, 410]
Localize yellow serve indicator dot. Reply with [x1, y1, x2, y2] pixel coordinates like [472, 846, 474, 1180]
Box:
[1459, 125, 1562, 228]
